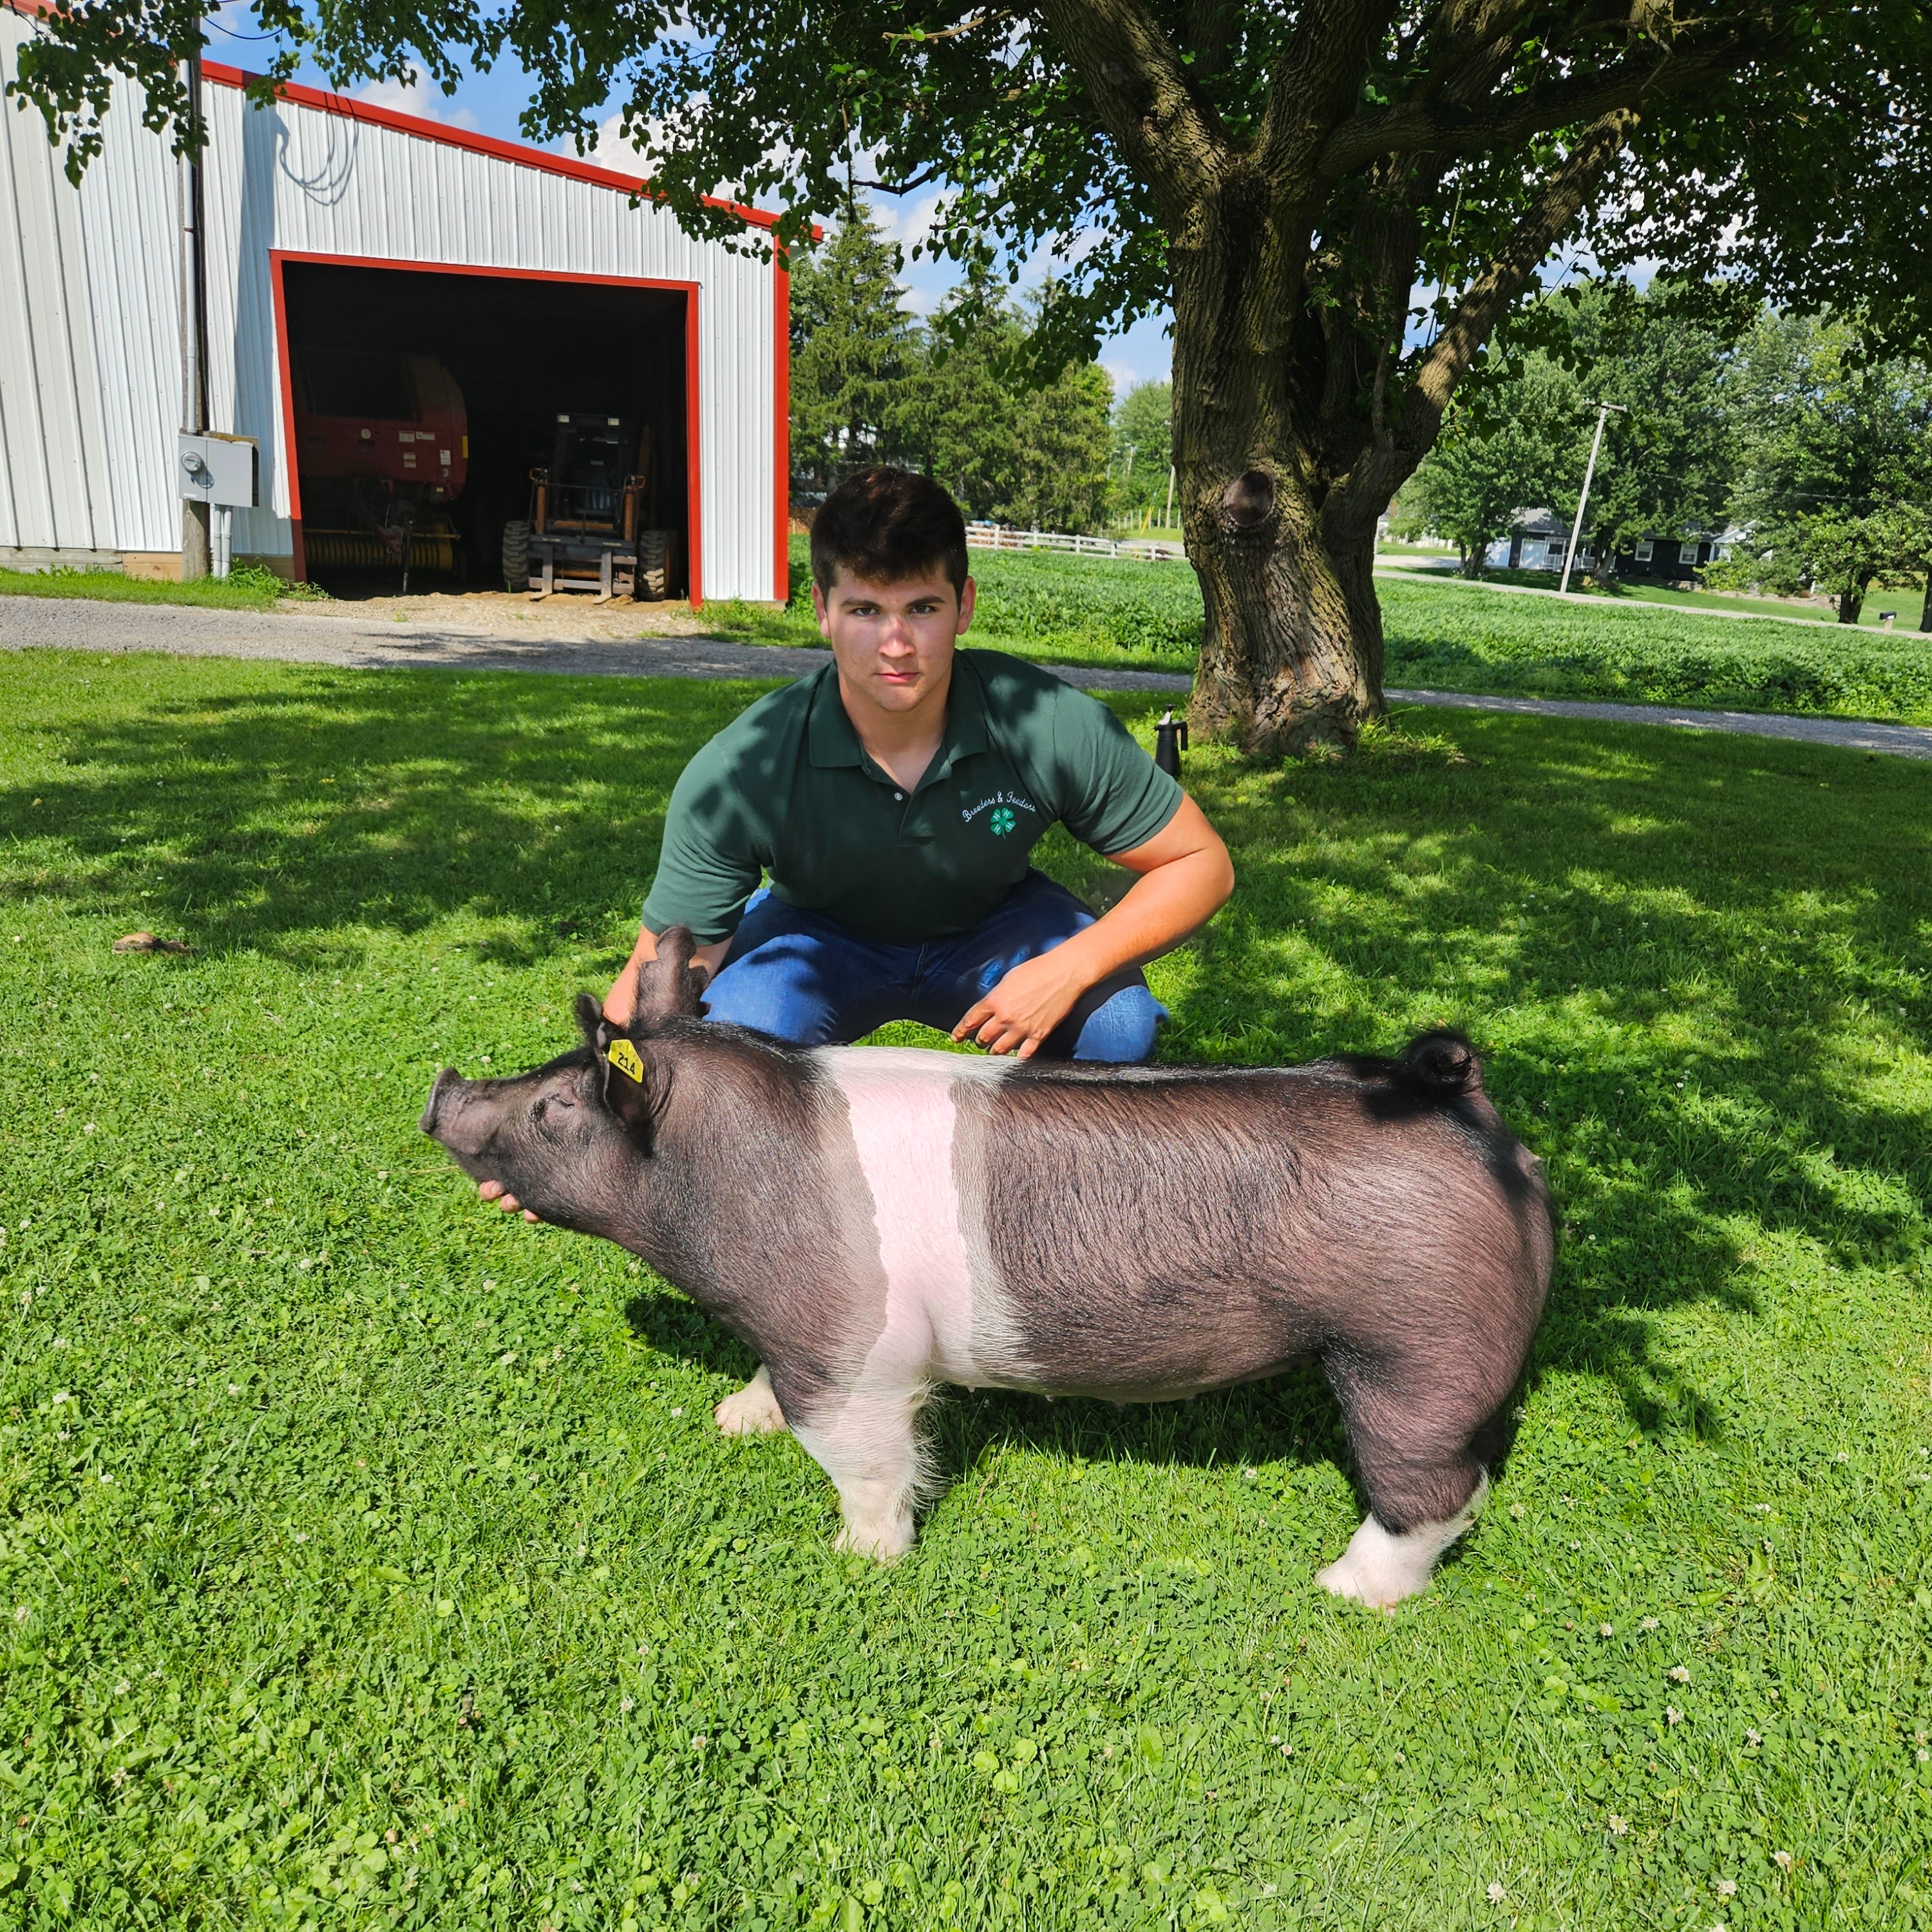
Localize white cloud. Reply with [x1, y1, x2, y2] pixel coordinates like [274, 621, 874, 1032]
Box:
[873, 192, 943, 251]
[353, 75, 479, 131]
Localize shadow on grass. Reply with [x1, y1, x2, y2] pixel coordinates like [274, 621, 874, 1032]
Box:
[0, 660, 769, 969]
[5, 650, 1927, 1455]
[621, 1283, 1389, 1512]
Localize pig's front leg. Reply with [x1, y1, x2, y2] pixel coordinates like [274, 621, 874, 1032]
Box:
[714, 1362, 788, 1436]
[791, 1387, 929, 1563]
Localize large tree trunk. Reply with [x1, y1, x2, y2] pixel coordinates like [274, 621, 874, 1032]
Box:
[1170, 189, 1390, 757]
[1186, 467, 1383, 753]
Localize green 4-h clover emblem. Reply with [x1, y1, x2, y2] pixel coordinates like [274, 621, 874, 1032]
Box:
[990, 806, 1017, 836]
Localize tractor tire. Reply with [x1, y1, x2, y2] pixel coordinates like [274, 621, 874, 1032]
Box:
[500, 519, 531, 593]
[636, 527, 673, 601]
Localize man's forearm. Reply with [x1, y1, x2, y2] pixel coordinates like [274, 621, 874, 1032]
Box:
[1051, 845, 1233, 989]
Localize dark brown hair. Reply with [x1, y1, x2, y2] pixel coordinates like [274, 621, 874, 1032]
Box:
[810, 468, 969, 597]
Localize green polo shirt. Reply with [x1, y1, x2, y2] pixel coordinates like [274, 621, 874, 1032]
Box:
[640, 649, 1184, 947]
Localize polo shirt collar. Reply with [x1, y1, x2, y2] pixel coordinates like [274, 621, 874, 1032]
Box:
[806, 656, 990, 780]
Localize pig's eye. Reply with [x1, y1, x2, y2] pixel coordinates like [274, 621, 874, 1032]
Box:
[535, 1094, 576, 1124]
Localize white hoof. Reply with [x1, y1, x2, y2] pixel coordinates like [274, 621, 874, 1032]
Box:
[1318, 1479, 1487, 1608]
[833, 1513, 915, 1564]
[714, 1364, 787, 1437]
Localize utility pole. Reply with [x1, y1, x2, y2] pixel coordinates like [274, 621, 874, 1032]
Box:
[1558, 400, 1627, 595]
[1163, 464, 1175, 534]
[179, 46, 211, 582]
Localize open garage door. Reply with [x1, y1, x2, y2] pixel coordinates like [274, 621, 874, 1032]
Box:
[276, 259, 693, 600]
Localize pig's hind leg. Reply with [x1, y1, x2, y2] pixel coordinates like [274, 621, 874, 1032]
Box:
[715, 1362, 788, 1436]
[1315, 1361, 1499, 1609]
[790, 1385, 933, 1564]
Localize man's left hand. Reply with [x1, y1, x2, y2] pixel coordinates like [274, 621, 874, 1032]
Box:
[952, 949, 1090, 1057]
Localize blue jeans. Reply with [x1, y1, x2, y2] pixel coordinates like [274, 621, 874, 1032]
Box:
[700, 869, 1168, 1062]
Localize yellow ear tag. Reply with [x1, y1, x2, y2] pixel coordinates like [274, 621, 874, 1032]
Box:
[607, 1038, 645, 1083]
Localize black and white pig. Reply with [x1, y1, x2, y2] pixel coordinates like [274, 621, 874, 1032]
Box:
[420, 929, 1554, 1606]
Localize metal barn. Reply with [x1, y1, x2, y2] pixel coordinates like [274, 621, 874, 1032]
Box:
[0, 2, 789, 603]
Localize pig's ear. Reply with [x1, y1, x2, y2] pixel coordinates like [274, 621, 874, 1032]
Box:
[592, 1016, 657, 1142]
[632, 924, 711, 1025]
[574, 991, 605, 1045]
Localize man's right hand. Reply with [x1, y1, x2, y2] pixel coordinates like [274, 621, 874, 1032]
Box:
[478, 1179, 538, 1222]
[603, 952, 643, 1027]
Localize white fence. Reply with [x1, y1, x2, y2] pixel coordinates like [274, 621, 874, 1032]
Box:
[965, 522, 1186, 564]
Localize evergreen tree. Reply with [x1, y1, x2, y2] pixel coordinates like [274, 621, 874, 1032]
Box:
[788, 209, 917, 491]
[896, 276, 1114, 533]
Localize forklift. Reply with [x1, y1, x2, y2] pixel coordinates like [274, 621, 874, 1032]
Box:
[501, 413, 679, 601]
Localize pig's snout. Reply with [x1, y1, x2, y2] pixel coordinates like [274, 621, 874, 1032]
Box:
[419, 1066, 464, 1141]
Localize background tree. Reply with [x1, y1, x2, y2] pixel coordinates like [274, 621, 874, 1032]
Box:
[788, 207, 920, 491]
[1755, 506, 1932, 625]
[990, 351, 1113, 531]
[786, 236, 1116, 526]
[1723, 312, 1932, 620]
[1408, 357, 1586, 576]
[1110, 379, 1173, 525]
[1536, 281, 1739, 567]
[19, 0, 1931, 748]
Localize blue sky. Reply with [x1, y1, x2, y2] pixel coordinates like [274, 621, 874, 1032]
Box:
[207, 10, 1177, 399]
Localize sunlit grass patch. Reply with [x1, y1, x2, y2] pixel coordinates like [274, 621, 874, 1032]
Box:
[0, 650, 1927, 1928]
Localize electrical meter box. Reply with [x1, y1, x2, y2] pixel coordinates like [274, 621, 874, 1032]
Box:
[178, 432, 259, 508]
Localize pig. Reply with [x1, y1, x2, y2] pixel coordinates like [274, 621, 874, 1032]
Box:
[420, 927, 1554, 1606]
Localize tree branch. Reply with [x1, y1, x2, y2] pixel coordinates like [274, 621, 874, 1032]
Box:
[1030, 0, 1224, 214]
[1256, 0, 1402, 190]
[883, 10, 1010, 44]
[1401, 107, 1636, 436]
[1318, 37, 1751, 177]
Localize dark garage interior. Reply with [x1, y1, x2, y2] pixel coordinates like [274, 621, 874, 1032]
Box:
[280, 261, 690, 597]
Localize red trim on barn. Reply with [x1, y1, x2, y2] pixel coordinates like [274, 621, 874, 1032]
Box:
[267, 253, 306, 582]
[685, 288, 705, 609]
[773, 247, 791, 604]
[203, 60, 780, 231]
[269, 251, 704, 601]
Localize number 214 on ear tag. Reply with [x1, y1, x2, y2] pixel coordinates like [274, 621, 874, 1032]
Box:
[607, 1039, 646, 1083]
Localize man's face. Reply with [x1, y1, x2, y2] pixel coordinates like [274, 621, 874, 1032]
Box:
[813, 565, 976, 717]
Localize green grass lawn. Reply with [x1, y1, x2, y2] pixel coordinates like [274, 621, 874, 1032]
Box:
[3, 651, 1931, 1930]
[710, 547, 1932, 724]
[0, 566, 327, 613]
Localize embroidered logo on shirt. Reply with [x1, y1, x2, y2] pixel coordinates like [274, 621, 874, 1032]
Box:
[962, 790, 1037, 831]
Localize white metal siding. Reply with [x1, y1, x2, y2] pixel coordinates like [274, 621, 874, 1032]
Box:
[0, 6, 780, 595]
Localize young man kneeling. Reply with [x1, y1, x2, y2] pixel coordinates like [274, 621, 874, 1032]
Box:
[481, 468, 1234, 1213]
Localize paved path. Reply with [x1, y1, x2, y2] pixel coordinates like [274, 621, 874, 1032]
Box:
[5, 592, 1930, 759]
[1380, 687, 1932, 761]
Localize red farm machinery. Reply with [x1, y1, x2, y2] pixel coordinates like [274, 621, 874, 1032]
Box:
[500, 413, 680, 601]
[293, 351, 469, 588]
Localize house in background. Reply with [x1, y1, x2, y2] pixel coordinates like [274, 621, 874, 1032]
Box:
[1610, 527, 1745, 583]
[1482, 513, 1746, 583]
[1482, 509, 1569, 571]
